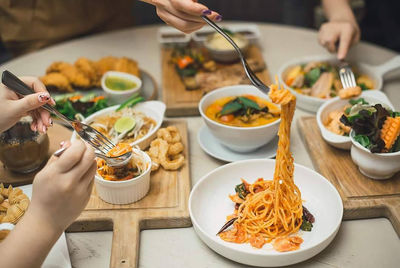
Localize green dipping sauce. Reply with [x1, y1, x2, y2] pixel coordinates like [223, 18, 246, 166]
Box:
[105, 76, 136, 91]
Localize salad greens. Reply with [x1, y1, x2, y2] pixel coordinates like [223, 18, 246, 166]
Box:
[340, 103, 399, 153]
[54, 93, 109, 120]
[235, 182, 249, 200]
[116, 93, 144, 111]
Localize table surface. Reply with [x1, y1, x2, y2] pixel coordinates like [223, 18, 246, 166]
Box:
[1, 22, 400, 268]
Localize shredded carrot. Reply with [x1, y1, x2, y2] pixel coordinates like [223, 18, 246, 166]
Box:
[177, 56, 194, 69]
[69, 95, 83, 102]
[92, 96, 105, 102]
[381, 116, 400, 150]
[107, 143, 132, 157]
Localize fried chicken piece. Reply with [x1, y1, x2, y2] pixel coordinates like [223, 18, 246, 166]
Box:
[40, 73, 73, 92]
[74, 57, 99, 86]
[46, 61, 91, 88]
[95, 56, 118, 76]
[338, 86, 361, 99]
[114, 57, 140, 77]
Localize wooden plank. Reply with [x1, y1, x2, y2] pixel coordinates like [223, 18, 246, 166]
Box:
[162, 45, 271, 117]
[68, 119, 191, 268]
[298, 116, 400, 236]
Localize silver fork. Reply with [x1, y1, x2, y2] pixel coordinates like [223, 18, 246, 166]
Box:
[201, 16, 270, 94]
[2, 70, 131, 167]
[338, 61, 357, 88]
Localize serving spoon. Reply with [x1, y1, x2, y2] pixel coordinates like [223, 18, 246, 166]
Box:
[201, 15, 270, 94]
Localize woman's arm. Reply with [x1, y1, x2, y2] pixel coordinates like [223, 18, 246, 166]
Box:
[0, 141, 96, 268]
[319, 0, 360, 59]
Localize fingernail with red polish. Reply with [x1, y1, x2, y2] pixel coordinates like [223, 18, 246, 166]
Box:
[60, 141, 65, 148]
[38, 93, 50, 103]
[202, 9, 212, 15]
[215, 15, 222, 22]
[32, 124, 37, 132]
[42, 125, 47, 133]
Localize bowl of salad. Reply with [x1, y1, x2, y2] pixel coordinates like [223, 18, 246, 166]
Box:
[277, 55, 400, 113]
[343, 102, 400, 179]
[316, 90, 394, 150]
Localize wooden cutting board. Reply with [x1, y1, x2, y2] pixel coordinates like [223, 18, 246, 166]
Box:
[298, 117, 400, 236]
[66, 119, 191, 268]
[162, 45, 271, 117]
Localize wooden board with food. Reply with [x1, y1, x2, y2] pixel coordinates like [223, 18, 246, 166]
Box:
[298, 116, 400, 236]
[162, 42, 271, 116]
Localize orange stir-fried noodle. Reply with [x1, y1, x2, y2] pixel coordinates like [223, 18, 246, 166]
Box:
[219, 82, 303, 251]
[97, 143, 148, 181]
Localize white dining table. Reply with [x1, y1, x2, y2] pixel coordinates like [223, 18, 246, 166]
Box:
[1, 22, 399, 268]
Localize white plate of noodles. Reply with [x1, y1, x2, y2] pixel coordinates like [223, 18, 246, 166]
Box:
[189, 159, 343, 267]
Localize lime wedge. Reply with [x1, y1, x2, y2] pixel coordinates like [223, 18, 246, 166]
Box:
[114, 117, 136, 133]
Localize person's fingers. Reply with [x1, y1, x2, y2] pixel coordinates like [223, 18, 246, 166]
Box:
[38, 108, 52, 128]
[163, 2, 206, 23]
[337, 26, 354, 60]
[169, 0, 212, 16]
[157, 7, 204, 33]
[18, 76, 56, 105]
[54, 140, 87, 172]
[11, 91, 52, 116]
[69, 145, 95, 179]
[80, 161, 96, 188]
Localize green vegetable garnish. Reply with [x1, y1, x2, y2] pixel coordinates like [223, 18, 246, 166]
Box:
[358, 83, 369, 91]
[235, 183, 249, 200]
[305, 68, 321, 87]
[349, 98, 368, 105]
[300, 218, 313, 231]
[219, 96, 262, 116]
[354, 134, 371, 148]
[116, 93, 144, 111]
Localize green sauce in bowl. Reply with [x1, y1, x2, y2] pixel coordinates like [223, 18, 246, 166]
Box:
[105, 76, 137, 91]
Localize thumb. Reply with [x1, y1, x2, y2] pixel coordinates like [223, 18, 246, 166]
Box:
[12, 92, 51, 114]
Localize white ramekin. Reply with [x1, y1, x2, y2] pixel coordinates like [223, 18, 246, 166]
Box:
[101, 71, 142, 104]
[95, 148, 152, 204]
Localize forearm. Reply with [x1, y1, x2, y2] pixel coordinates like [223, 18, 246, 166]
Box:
[0, 207, 63, 268]
[322, 0, 357, 24]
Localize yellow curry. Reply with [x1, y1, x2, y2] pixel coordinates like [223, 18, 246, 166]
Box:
[205, 95, 280, 127]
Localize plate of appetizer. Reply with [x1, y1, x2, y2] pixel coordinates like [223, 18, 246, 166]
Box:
[316, 90, 395, 150]
[190, 84, 343, 267]
[71, 100, 165, 150]
[278, 55, 400, 113]
[0, 184, 71, 268]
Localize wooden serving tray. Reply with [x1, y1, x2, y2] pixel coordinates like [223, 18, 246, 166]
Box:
[162, 45, 271, 117]
[298, 117, 400, 236]
[67, 119, 191, 268]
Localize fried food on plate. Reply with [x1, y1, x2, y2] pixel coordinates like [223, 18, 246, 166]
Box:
[75, 57, 99, 85]
[40, 72, 73, 93]
[95, 56, 118, 76]
[42, 56, 141, 92]
[46, 61, 91, 88]
[114, 57, 140, 77]
[146, 126, 185, 171]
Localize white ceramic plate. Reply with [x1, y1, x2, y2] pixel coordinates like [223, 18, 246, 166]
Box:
[18, 185, 72, 268]
[278, 55, 400, 113]
[197, 125, 278, 162]
[71, 100, 165, 150]
[189, 159, 343, 267]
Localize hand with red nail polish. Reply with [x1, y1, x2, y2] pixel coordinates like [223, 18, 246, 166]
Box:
[0, 76, 55, 133]
[141, 0, 221, 33]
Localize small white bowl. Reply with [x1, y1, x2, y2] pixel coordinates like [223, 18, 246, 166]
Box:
[95, 147, 152, 204]
[204, 33, 249, 63]
[189, 159, 343, 267]
[101, 71, 142, 104]
[316, 90, 395, 150]
[278, 55, 400, 113]
[350, 130, 400, 180]
[71, 100, 165, 150]
[198, 85, 280, 153]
